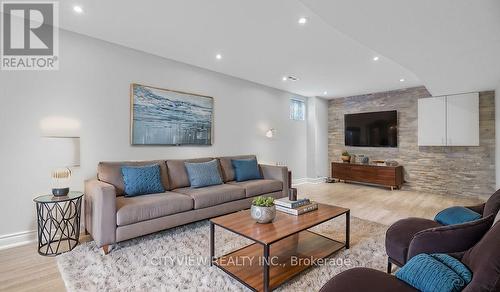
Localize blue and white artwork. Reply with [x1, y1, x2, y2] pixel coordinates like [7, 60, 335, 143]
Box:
[131, 84, 213, 145]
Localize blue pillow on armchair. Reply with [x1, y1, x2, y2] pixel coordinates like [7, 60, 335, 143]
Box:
[395, 253, 472, 292]
[121, 164, 165, 197]
[231, 159, 262, 182]
[435, 206, 481, 225]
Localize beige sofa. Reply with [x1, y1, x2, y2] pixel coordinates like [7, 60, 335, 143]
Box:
[84, 155, 288, 254]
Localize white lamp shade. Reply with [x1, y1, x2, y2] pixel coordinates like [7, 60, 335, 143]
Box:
[44, 137, 80, 167]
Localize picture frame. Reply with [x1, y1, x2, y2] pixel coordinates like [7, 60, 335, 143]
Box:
[130, 83, 214, 145]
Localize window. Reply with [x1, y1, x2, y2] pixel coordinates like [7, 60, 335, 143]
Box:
[290, 99, 305, 121]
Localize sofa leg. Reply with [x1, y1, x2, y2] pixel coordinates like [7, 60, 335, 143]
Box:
[102, 245, 110, 255]
[387, 260, 392, 274]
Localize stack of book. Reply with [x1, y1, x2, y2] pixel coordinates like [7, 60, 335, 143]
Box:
[275, 197, 318, 216]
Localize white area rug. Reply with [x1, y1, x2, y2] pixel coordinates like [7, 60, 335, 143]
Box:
[57, 216, 388, 291]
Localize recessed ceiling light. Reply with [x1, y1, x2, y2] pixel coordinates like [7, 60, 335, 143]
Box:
[323, 91, 328, 95]
[298, 17, 307, 25]
[373, 56, 379, 61]
[215, 54, 222, 60]
[400, 78, 405, 82]
[73, 5, 83, 14]
[282, 76, 299, 82]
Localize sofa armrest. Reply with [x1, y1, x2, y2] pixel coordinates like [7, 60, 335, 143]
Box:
[466, 203, 485, 216]
[407, 214, 494, 260]
[259, 164, 289, 197]
[84, 179, 117, 247]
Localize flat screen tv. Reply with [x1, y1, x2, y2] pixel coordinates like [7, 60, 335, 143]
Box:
[344, 110, 397, 147]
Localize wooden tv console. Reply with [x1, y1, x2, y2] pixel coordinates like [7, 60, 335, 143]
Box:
[331, 162, 403, 190]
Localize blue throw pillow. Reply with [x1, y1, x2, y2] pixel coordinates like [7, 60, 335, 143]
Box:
[435, 206, 482, 225]
[121, 164, 165, 197]
[395, 254, 472, 292]
[185, 159, 223, 188]
[231, 159, 262, 182]
[431, 254, 472, 284]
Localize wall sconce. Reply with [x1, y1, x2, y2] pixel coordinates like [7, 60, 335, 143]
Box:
[266, 128, 276, 138]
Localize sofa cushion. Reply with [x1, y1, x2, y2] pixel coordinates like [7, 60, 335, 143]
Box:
[173, 184, 245, 209]
[435, 206, 481, 226]
[228, 179, 282, 197]
[166, 158, 214, 189]
[461, 221, 500, 291]
[185, 159, 223, 188]
[395, 254, 471, 292]
[116, 192, 193, 226]
[218, 155, 256, 182]
[232, 159, 263, 182]
[121, 164, 165, 197]
[98, 160, 169, 195]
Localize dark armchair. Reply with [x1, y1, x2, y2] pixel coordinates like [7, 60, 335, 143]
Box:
[385, 189, 500, 273]
[320, 221, 500, 292]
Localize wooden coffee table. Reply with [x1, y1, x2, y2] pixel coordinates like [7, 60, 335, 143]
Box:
[210, 203, 350, 292]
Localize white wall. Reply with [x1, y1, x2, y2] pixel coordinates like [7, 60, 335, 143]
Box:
[0, 30, 309, 245]
[496, 83, 500, 189]
[314, 97, 329, 177]
[306, 96, 329, 180]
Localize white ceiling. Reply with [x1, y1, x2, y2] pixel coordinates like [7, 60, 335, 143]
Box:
[13, 1, 497, 98]
[56, 0, 421, 98]
[300, 0, 500, 96]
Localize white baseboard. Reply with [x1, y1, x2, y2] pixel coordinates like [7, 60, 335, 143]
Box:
[0, 230, 37, 250]
[292, 177, 327, 186]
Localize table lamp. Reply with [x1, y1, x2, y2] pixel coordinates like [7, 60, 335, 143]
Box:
[44, 137, 80, 196]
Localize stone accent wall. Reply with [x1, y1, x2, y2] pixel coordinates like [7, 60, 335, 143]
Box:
[328, 86, 495, 198]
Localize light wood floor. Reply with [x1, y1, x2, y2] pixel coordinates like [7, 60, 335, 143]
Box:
[0, 183, 484, 292]
[296, 182, 483, 226]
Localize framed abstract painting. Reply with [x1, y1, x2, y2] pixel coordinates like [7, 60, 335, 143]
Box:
[130, 83, 214, 145]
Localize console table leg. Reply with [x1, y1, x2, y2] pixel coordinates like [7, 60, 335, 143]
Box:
[263, 244, 270, 292]
[210, 222, 214, 266]
[346, 210, 350, 249]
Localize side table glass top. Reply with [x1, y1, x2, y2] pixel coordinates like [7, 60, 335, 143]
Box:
[33, 191, 84, 203]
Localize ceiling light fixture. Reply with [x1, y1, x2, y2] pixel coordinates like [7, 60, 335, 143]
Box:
[323, 91, 328, 95]
[373, 56, 379, 61]
[73, 5, 83, 14]
[298, 17, 307, 25]
[215, 53, 222, 60]
[400, 78, 405, 82]
[282, 76, 299, 82]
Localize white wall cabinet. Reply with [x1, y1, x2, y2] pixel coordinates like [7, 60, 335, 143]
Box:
[418, 96, 447, 146]
[446, 93, 479, 146]
[418, 93, 479, 146]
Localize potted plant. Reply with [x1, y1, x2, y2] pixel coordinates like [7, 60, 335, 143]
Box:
[251, 196, 276, 224]
[341, 151, 351, 163]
